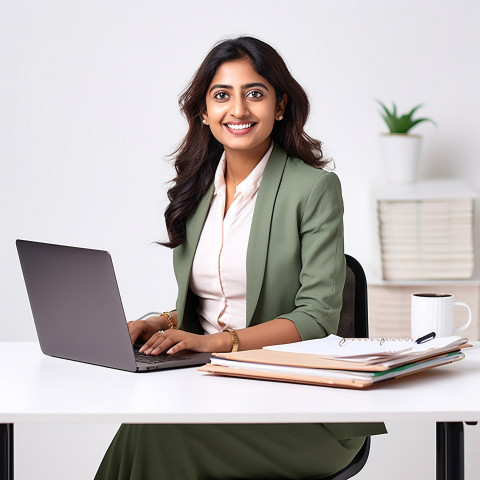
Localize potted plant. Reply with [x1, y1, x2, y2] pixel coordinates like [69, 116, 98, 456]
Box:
[377, 101, 436, 183]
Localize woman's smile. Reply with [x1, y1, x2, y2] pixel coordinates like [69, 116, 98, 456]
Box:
[224, 122, 257, 134]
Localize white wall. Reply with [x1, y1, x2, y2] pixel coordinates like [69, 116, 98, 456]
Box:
[2, 1, 480, 478]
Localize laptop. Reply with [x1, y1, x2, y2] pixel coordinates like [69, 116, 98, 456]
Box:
[16, 239, 212, 372]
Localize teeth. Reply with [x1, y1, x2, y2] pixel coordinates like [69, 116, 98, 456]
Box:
[227, 123, 253, 130]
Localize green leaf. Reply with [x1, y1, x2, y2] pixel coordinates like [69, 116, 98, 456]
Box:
[406, 104, 423, 120]
[408, 117, 437, 131]
[377, 99, 393, 118]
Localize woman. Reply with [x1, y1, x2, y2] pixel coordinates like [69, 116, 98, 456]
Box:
[95, 36, 385, 480]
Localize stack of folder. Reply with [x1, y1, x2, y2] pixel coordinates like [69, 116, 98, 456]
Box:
[198, 335, 469, 389]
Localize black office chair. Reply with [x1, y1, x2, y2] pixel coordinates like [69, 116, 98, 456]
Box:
[338, 255, 369, 338]
[321, 254, 371, 480]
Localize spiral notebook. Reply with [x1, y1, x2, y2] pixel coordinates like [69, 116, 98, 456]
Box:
[263, 334, 461, 363]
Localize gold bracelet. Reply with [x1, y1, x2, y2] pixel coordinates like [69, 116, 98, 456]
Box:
[160, 311, 176, 329]
[225, 329, 239, 352]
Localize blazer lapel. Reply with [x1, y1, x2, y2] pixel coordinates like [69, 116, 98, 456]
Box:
[175, 183, 214, 322]
[246, 144, 288, 326]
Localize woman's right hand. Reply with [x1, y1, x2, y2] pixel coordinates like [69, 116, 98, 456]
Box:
[128, 315, 166, 345]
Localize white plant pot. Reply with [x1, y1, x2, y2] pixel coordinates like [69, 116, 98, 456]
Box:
[379, 133, 422, 183]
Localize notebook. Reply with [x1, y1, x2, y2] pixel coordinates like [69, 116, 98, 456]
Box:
[16, 239, 211, 372]
[263, 334, 465, 363]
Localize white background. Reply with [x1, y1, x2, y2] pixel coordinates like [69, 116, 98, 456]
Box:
[1, 0, 479, 478]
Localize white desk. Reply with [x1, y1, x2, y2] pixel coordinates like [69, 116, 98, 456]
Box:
[1, 342, 480, 479]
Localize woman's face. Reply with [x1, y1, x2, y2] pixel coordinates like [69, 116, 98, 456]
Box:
[203, 58, 286, 157]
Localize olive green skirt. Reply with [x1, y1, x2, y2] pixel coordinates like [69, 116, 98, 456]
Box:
[94, 423, 369, 480]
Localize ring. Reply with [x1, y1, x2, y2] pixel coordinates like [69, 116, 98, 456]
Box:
[158, 330, 164, 336]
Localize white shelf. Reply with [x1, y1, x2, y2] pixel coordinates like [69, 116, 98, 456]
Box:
[368, 278, 480, 287]
[374, 179, 477, 201]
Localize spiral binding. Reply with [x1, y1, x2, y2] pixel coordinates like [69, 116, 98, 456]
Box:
[338, 337, 412, 347]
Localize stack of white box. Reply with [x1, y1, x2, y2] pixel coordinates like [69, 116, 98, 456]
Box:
[376, 180, 476, 281]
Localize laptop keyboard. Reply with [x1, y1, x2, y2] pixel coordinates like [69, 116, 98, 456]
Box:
[134, 349, 192, 364]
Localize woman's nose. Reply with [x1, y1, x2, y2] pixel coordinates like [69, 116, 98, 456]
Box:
[231, 97, 249, 118]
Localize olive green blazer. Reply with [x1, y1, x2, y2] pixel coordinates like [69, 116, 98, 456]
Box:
[172, 143, 386, 439]
[173, 143, 345, 339]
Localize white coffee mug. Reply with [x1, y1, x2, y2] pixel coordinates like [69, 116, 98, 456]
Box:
[411, 293, 472, 339]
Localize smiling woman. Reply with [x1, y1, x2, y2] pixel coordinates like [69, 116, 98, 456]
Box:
[202, 58, 286, 213]
[95, 36, 386, 480]
[161, 36, 327, 251]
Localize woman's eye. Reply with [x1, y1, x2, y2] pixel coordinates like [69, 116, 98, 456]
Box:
[246, 90, 263, 99]
[214, 91, 229, 101]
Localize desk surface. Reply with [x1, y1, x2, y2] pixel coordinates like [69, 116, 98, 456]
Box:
[2, 342, 480, 424]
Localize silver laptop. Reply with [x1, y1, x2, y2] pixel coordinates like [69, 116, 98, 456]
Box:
[16, 239, 211, 372]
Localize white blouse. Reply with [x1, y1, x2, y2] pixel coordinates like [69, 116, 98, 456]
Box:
[189, 143, 274, 334]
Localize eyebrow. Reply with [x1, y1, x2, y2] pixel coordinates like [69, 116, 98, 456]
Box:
[209, 82, 269, 93]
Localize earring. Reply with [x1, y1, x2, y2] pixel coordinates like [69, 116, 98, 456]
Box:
[202, 118, 208, 125]
[277, 115, 284, 121]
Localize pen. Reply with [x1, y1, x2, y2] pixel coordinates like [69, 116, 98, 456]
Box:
[415, 332, 436, 344]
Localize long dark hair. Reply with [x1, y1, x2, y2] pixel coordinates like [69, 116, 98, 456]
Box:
[163, 36, 326, 248]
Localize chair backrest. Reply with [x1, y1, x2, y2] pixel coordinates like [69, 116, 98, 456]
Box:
[337, 254, 369, 339]
[320, 254, 370, 480]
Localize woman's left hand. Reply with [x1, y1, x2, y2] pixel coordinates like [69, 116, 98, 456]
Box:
[139, 329, 230, 355]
